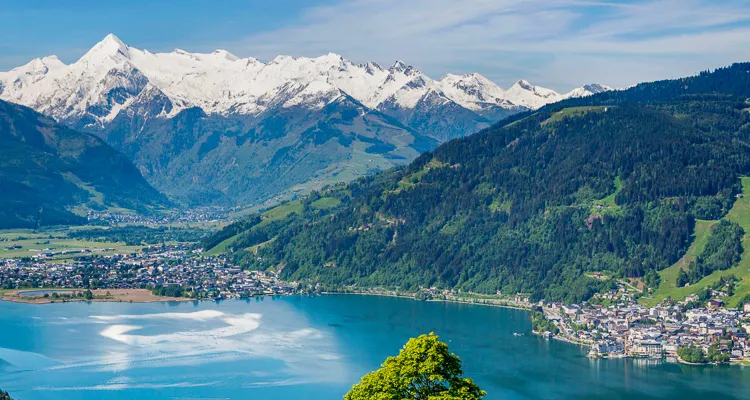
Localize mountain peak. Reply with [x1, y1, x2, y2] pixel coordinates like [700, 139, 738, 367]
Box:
[565, 83, 613, 99]
[80, 33, 130, 63]
[323, 52, 344, 59]
[504, 80, 565, 109]
[41, 55, 63, 63]
[582, 83, 612, 94]
[363, 61, 383, 75]
[211, 49, 239, 61]
[314, 52, 347, 66]
[10, 55, 66, 76]
[102, 33, 126, 47]
[270, 55, 296, 64]
[442, 72, 495, 86]
[439, 73, 461, 81]
[390, 60, 409, 72]
[513, 79, 534, 90]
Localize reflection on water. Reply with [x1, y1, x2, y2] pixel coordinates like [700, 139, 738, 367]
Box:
[0, 298, 351, 399]
[0, 295, 749, 400]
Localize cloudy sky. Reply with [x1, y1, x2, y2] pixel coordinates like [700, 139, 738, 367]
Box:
[2, 0, 750, 91]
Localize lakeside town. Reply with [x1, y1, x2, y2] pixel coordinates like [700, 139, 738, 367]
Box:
[0, 245, 299, 301]
[2, 239, 750, 366]
[527, 282, 750, 365]
[352, 282, 750, 366]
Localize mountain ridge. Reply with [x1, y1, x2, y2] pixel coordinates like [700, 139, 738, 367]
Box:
[0, 34, 609, 128]
[0, 34, 611, 206]
[204, 63, 750, 302]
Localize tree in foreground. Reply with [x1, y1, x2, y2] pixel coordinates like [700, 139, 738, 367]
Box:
[344, 333, 485, 400]
[0, 390, 13, 400]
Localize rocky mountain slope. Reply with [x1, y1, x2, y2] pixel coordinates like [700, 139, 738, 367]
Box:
[0, 34, 609, 206]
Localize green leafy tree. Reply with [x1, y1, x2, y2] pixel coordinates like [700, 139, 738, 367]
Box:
[678, 344, 707, 363]
[0, 390, 13, 400]
[344, 333, 485, 400]
[707, 343, 731, 364]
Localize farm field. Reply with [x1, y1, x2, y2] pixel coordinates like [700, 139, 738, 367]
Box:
[0, 230, 142, 261]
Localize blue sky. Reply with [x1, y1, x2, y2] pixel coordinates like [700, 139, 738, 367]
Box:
[3, 0, 750, 90]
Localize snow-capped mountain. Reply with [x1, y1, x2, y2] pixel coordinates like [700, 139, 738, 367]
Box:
[564, 83, 614, 99]
[0, 34, 606, 132]
[0, 34, 610, 206]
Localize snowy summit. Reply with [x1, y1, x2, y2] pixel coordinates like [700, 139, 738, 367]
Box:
[0, 34, 610, 129]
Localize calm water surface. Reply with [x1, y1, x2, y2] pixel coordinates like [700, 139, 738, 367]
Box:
[0, 295, 748, 399]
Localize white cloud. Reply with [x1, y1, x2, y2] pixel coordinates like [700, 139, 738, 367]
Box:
[230, 0, 750, 90]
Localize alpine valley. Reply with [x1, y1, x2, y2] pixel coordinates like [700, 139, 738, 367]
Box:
[0, 34, 609, 206]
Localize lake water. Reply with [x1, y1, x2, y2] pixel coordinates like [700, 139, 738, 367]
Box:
[0, 295, 749, 400]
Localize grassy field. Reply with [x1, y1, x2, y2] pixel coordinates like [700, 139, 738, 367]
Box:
[391, 159, 448, 193]
[311, 197, 341, 210]
[596, 176, 622, 208]
[245, 238, 276, 254]
[205, 200, 306, 255]
[207, 193, 349, 255]
[641, 177, 750, 307]
[542, 106, 610, 126]
[257, 201, 303, 228]
[202, 235, 239, 257]
[0, 234, 141, 260]
[0, 230, 46, 240]
[589, 176, 624, 216]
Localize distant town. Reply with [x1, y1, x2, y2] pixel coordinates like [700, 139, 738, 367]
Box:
[527, 282, 750, 365]
[0, 245, 298, 301]
[86, 208, 233, 226]
[1, 230, 749, 366]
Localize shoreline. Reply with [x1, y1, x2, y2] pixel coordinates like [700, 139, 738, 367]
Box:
[1, 287, 535, 311]
[321, 290, 535, 311]
[4, 288, 749, 367]
[0, 288, 190, 304]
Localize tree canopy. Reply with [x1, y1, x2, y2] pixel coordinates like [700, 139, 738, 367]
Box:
[344, 333, 485, 400]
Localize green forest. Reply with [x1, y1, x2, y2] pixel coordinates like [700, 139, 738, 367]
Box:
[207, 63, 750, 303]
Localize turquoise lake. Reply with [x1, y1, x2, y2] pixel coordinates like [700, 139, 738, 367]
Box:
[1, 295, 749, 399]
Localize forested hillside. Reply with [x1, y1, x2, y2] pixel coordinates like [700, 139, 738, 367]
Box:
[0, 100, 168, 228]
[207, 64, 750, 302]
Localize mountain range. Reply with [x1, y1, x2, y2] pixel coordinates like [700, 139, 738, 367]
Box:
[0, 99, 167, 228]
[0, 34, 610, 206]
[204, 63, 750, 302]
